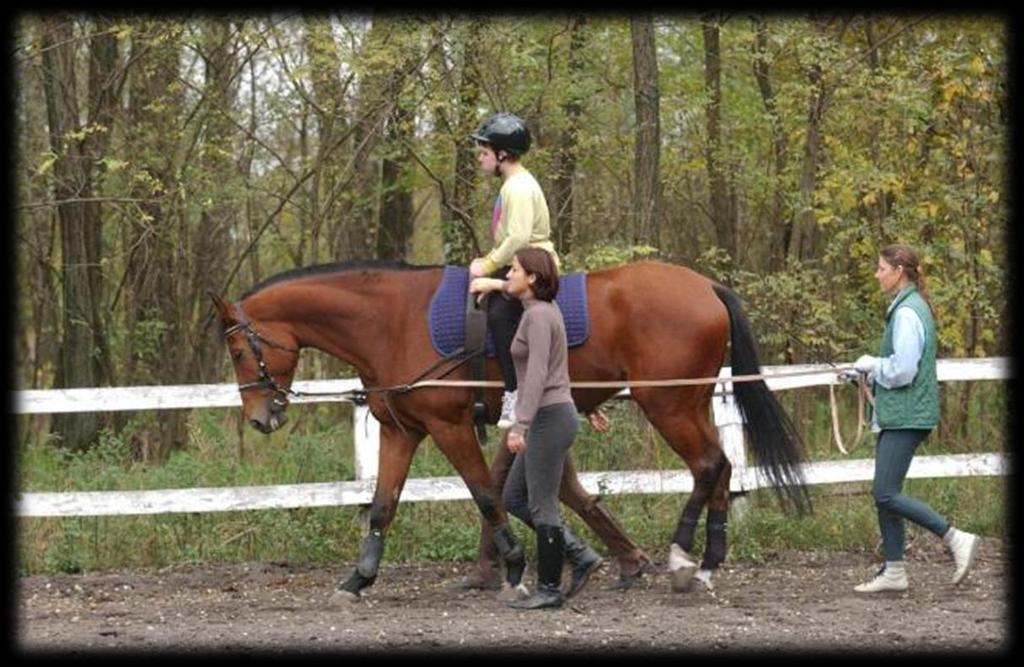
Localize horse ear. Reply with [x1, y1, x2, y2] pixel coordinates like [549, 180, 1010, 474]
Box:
[208, 291, 233, 322]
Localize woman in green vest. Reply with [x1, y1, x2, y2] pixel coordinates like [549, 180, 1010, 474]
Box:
[846, 244, 980, 593]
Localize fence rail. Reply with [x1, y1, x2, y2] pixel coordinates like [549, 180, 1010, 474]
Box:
[14, 358, 1009, 518]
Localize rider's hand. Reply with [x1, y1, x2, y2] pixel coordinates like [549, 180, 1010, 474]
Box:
[506, 429, 526, 453]
[469, 258, 488, 278]
[469, 278, 502, 304]
[469, 277, 497, 294]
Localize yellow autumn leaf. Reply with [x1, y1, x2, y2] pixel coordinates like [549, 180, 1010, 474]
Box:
[969, 55, 985, 75]
[941, 81, 959, 102]
[861, 191, 877, 207]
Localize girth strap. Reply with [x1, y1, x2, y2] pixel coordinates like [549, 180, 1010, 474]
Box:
[465, 289, 488, 445]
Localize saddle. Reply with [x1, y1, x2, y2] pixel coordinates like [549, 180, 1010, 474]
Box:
[427, 266, 589, 439]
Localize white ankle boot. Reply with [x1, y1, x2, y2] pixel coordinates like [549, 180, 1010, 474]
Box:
[497, 390, 517, 429]
[944, 527, 980, 585]
[854, 562, 908, 593]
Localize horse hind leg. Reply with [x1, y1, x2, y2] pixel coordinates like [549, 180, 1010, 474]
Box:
[640, 402, 728, 593]
[695, 423, 732, 591]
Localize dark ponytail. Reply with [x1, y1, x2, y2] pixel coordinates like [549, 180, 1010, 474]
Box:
[880, 244, 932, 311]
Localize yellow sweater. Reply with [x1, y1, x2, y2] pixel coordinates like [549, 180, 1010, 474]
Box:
[481, 170, 557, 274]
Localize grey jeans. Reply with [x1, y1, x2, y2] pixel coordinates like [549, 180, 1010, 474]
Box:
[502, 402, 580, 528]
[873, 429, 950, 561]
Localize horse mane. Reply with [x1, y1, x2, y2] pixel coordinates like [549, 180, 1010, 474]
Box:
[239, 260, 442, 300]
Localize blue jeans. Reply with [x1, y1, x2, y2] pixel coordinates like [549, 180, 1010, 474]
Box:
[873, 429, 950, 561]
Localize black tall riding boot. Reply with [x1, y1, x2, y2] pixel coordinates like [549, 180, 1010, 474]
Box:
[562, 525, 604, 598]
[510, 524, 564, 610]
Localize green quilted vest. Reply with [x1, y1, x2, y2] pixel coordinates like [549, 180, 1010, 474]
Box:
[871, 285, 940, 430]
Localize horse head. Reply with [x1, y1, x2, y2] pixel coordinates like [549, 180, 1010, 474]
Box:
[210, 292, 301, 434]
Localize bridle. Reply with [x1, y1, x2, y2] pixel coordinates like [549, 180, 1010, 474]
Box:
[222, 306, 300, 406]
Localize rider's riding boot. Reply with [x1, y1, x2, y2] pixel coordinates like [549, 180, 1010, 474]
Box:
[562, 525, 604, 598]
[510, 525, 565, 610]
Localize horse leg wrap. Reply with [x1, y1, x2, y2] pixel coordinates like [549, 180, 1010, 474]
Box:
[356, 529, 384, 580]
[492, 524, 525, 587]
[672, 504, 702, 552]
[700, 510, 728, 570]
[340, 528, 384, 595]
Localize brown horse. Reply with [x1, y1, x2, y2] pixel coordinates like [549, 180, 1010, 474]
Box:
[210, 259, 809, 598]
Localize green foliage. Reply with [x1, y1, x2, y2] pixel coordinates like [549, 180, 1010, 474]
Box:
[563, 242, 659, 273]
[42, 519, 88, 574]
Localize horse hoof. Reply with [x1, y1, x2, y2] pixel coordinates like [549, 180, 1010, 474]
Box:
[610, 572, 642, 591]
[328, 589, 362, 605]
[447, 572, 502, 592]
[496, 582, 530, 602]
[668, 543, 698, 593]
[694, 568, 714, 591]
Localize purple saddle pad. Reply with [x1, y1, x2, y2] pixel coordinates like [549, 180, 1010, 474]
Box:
[427, 266, 589, 358]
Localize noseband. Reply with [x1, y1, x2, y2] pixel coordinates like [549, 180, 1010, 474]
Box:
[222, 307, 300, 405]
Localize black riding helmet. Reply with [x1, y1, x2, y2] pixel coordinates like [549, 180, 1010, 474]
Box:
[469, 112, 531, 157]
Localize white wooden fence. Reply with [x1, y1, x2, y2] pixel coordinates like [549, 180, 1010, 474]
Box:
[14, 358, 1009, 518]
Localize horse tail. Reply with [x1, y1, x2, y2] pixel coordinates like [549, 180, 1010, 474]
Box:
[712, 284, 812, 515]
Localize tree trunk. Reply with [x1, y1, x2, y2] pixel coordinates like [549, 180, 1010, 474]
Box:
[863, 17, 888, 239]
[753, 16, 790, 273]
[41, 16, 120, 452]
[153, 17, 240, 462]
[332, 18, 424, 261]
[117, 20, 186, 460]
[788, 15, 848, 263]
[703, 14, 736, 267]
[304, 16, 348, 266]
[441, 18, 482, 266]
[630, 14, 661, 251]
[550, 15, 586, 256]
[377, 99, 414, 260]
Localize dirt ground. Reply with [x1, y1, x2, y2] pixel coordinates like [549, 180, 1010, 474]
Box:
[15, 537, 1010, 655]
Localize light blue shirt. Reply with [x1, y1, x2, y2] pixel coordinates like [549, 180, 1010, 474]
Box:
[868, 286, 926, 430]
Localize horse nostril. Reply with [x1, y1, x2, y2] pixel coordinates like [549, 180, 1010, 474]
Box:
[250, 419, 264, 432]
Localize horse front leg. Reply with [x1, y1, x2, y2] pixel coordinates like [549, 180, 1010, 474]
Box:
[336, 423, 423, 599]
[428, 421, 525, 589]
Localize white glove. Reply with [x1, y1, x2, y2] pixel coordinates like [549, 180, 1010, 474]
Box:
[853, 354, 878, 374]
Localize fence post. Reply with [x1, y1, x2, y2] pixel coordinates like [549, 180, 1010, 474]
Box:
[712, 367, 750, 524]
[353, 404, 380, 481]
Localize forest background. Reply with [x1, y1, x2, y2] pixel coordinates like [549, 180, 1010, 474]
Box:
[11, 13, 1009, 573]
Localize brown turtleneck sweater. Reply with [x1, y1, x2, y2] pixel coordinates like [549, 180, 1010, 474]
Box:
[509, 297, 573, 435]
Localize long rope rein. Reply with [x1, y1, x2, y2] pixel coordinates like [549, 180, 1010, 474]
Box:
[283, 355, 873, 454]
[828, 373, 875, 454]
